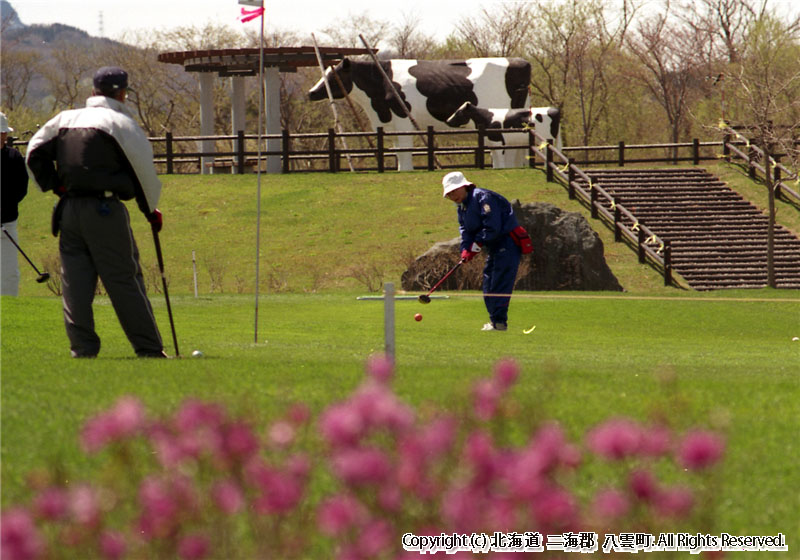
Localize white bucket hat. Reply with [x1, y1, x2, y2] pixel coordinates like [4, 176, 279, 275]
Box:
[442, 171, 472, 197]
[0, 112, 13, 134]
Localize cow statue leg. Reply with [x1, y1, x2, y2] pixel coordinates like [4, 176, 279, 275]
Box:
[395, 133, 414, 171]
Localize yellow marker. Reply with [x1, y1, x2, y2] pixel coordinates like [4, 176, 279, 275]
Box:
[538, 142, 548, 151]
[523, 325, 536, 334]
[632, 222, 640, 232]
[645, 235, 657, 244]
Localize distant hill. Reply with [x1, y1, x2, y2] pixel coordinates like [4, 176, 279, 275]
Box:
[1, 1, 132, 112]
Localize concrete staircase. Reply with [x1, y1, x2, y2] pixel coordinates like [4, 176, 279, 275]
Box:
[576, 168, 800, 290]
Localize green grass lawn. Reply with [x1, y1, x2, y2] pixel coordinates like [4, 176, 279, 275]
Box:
[2, 291, 799, 544]
[3, 165, 800, 555]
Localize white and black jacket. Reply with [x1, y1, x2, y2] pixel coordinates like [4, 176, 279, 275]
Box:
[26, 95, 161, 215]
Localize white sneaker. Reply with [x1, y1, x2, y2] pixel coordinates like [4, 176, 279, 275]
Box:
[481, 322, 508, 331]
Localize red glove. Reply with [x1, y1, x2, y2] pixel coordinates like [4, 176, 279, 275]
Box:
[461, 242, 482, 262]
[148, 209, 163, 232]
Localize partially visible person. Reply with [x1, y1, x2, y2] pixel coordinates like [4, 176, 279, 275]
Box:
[442, 171, 531, 331]
[26, 66, 167, 358]
[1, 112, 29, 296]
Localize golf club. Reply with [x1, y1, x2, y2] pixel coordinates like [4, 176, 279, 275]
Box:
[418, 258, 464, 304]
[151, 224, 180, 357]
[2, 226, 51, 283]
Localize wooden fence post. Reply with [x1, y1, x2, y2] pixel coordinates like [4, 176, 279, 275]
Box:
[692, 138, 700, 165]
[237, 130, 246, 174]
[376, 127, 385, 173]
[748, 143, 756, 179]
[618, 141, 625, 167]
[427, 126, 435, 171]
[328, 128, 336, 172]
[567, 163, 575, 200]
[664, 240, 672, 286]
[546, 142, 553, 182]
[723, 133, 730, 162]
[282, 130, 290, 173]
[165, 131, 173, 175]
[774, 156, 782, 200]
[638, 227, 646, 263]
[614, 200, 621, 242]
[528, 130, 536, 169]
[590, 181, 598, 218]
[477, 125, 485, 169]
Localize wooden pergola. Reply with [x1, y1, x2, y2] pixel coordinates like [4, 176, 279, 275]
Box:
[157, 46, 375, 173]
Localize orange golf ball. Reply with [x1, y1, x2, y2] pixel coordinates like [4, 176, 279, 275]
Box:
[414, 313, 423, 322]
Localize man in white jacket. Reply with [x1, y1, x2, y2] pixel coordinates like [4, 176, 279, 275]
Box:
[26, 66, 167, 358]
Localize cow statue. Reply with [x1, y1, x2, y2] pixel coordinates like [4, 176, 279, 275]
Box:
[446, 102, 563, 168]
[308, 57, 531, 171]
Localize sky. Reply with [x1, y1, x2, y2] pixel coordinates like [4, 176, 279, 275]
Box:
[10, 0, 799, 45]
[10, 0, 491, 43]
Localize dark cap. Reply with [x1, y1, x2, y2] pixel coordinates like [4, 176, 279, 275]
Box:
[93, 66, 128, 94]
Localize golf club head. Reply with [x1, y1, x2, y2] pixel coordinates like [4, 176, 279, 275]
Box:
[36, 273, 51, 284]
[418, 294, 431, 304]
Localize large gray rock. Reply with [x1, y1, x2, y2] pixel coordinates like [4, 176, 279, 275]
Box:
[401, 201, 623, 292]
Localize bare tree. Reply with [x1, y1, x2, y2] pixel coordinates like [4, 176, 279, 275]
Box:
[386, 13, 437, 58]
[0, 49, 40, 110]
[454, 3, 535, 57]
[40, 41, 99, 110]
[319, 13, 391, 51]
[724, 12, 800, 286]
[625, 3, 706, 153]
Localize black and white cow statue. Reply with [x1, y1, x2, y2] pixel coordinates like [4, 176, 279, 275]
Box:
[308, 57, 531, 170]
[446, 102, 563, 168]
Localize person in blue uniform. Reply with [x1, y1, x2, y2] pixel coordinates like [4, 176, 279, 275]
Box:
[442, 171, 523, 331]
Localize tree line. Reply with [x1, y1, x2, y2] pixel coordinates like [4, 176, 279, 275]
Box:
[2, 0, 799, 169]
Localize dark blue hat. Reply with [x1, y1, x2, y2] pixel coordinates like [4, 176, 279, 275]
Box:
[93, 66, 128, 93]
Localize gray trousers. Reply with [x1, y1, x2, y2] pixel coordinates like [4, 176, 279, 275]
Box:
[59, 197, 163, 357]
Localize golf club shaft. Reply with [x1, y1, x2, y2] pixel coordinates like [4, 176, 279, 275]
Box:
[425, 259, 464, 297]
[152, 225, 180, 357]
[2, 226, 46, 275]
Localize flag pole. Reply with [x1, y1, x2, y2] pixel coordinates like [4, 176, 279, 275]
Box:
[253, 0, 265, 343]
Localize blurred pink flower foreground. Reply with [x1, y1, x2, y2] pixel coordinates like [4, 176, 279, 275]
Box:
[2, 354, 727, 560]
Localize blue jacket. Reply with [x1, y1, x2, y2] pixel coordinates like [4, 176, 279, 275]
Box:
[457, 187, 519, 252]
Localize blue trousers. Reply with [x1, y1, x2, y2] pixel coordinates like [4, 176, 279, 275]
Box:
[482, 236, 521, 325]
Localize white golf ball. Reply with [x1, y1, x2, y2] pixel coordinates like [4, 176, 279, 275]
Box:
[191, 350, 204, 358]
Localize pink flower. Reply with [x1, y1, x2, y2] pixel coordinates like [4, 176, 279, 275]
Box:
[472, 379, 502, 421]
[653, 486, 694, 518]
[211, 480, 244, 514]
[586, 418, 642, 460]
[493, 358, 520, 390]
[676, 430, 725, 470]
[178, 533, 209, 560]
[1, 508, 44, 560]
[69, 485, 100, 528]
[640, 424, 672, 457]
[267, 420, 295, 449]
[246, 460, 305, 514]
[357, 519, 393, 557]
[317, 494, 366, 536]
[629, 469, 660, 502]
[319, 403, 365, 447]
[98, 530, 126, 560]
[332, 447, 391, 486]
[531, 486, 578, 532]
[287, 403, 311, 425]
[222, 421, 259, 462]
[80, 396, 145, 452]
[441, 486, 483, 530]
[32, 487, 68, 521]
[352, 384, 414, 434]
[591, 488, 630, 519]
[366, 353, 394, 384]
[174, 400, 225, 432]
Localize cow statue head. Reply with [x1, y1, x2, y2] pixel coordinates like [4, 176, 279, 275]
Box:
[308, 58, 353, 101]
